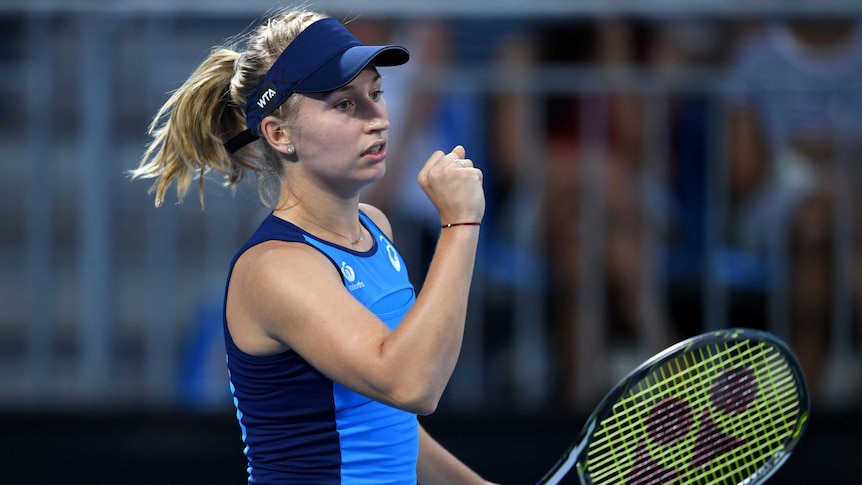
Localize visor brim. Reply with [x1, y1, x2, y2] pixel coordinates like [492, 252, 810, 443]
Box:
[294, 45, 410, 94]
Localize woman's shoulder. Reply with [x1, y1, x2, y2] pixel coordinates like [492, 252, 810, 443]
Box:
[237, 239, 330, 278]
[359, 203, 393, 240]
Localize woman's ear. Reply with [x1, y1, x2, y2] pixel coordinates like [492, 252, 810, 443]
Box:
[260, 116, 295, 156]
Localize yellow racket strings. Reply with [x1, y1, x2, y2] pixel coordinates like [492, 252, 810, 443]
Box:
[586, 340, 803, 485]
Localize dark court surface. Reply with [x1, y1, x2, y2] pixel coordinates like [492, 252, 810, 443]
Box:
[0, 410, 859, 484]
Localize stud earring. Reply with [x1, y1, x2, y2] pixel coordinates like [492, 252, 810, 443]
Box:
[286, 144, 295, 155]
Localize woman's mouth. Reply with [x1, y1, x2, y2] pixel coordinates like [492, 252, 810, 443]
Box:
[362, 143, 387, 161]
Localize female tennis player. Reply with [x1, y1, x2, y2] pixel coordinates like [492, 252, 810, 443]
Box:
[132, 8, 492, 485]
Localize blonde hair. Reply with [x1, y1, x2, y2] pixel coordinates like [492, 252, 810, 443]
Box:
[131, 9, 329, 207]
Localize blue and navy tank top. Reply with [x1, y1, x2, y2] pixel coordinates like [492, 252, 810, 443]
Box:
[223, 211, 419, 484]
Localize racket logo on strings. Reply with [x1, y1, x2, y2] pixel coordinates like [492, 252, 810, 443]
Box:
[628, 366, 759, 484]
[536, 329, 809, 485]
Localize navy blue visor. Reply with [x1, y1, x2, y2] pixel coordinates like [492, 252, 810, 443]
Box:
[224, 17, 410, 154]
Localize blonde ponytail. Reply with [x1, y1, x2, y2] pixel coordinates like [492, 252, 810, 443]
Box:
[131, 49, 242, 207]
[133, 9, 328, 207]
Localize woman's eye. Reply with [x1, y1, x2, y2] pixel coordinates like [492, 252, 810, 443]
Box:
[335, 100, 352, 110]
[370, 90, 384, 101]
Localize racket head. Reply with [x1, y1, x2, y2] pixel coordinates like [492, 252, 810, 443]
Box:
[538, 328, 810, 485]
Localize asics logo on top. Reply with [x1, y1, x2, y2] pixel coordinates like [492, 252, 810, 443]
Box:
[380, 236, 401, 272]
[340, 262, 355, 282]
[341, 262, 365, 291]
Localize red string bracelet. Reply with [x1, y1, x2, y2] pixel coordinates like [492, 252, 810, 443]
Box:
[441, 222, 481, 229]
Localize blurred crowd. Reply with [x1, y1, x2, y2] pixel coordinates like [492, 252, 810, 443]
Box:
[4, 11, 862, 416]
[352, 13, 862, 412]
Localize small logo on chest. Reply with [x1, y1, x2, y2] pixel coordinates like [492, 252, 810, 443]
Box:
[380, 236, 402, 272]
[341, 262, 365, 291]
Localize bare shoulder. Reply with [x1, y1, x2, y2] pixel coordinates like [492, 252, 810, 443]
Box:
[227, 240, 344, 354]
[359, 203, 393, 240]
[237, 239, 333, 275]
[233, 240, 345, 301]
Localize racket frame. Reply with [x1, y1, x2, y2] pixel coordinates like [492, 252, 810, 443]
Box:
[537, 328, 810, 485]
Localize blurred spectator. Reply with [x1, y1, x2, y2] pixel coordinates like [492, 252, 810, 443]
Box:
[725, 17, 862, 403]
[491, 18, 685, 408]
[489, 15, 739, 410]
[649, 19, 730, 331]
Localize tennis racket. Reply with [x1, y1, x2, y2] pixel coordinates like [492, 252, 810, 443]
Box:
[537, 328, 809, 485]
